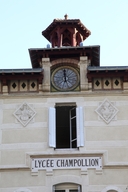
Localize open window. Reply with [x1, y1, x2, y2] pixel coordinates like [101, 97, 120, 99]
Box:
[49, 103, 84, 149]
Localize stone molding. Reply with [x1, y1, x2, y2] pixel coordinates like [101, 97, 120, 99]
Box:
[14, 188, 32, 192]
[51, 58, 79, 66]
[52, 175, 82, 186]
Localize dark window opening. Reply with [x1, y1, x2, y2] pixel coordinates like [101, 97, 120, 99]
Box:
[56, 105, 77, 149]
[55, 191, 65, 192]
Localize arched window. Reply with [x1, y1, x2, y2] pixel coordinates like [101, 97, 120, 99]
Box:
[101, 186, 123, 192]
[108, 191, 117, 192]
[53, 183, 81, 192]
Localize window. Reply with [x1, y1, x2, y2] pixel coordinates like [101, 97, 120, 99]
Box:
[55, 190, 78, 192]
[53, 183, 81, 192]
[49, 103, 84, 149]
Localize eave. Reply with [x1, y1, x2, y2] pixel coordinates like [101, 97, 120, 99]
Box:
[87, 66, 128, 82]
[29, 46, 100, 68]
[0, 68, 43, 85]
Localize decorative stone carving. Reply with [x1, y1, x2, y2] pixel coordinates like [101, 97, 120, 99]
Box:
[93, 78, 122, 90]
[10, 80, 18, 92]
[95, 99, 118, 124]
[13, 102, 36, 126]
[20, 81, 28, 92]
[14, 188, 32, 192]
[93, 78, 102, 90]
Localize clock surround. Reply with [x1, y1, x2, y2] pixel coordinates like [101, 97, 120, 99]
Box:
[51, 65, 80, 92]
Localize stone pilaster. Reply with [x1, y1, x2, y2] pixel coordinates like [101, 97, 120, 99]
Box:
[123, 82, 128, 91]
[40, 58, 51, 92]
[2, 85, 8, 95]
[79, 56, 89, 91]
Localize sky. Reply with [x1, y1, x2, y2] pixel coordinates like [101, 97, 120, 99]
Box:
[0, 0, 128, 69]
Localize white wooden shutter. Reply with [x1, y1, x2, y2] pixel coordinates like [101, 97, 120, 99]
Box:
[70, 107, 77, 148]
[78, 185, 81, 192]
[76, 106, 84, 147]
[49, 107, 56, 148]
[53, 185, 55, 192]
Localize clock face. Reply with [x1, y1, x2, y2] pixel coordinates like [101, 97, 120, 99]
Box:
[51, 66, 79, 91]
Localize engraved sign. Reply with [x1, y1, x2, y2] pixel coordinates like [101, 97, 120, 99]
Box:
[31, 157, 102, 171]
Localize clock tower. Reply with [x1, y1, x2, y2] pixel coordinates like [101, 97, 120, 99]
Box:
[29, 15, 100, 92]
[1, 14, 128, 192]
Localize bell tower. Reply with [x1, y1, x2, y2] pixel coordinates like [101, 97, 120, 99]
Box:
[42, 14, 91, 47]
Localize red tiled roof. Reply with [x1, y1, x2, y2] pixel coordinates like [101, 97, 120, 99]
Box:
[42, 18, 91, 42]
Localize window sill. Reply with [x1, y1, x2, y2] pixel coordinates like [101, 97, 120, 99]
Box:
[55, 148, 79, 151]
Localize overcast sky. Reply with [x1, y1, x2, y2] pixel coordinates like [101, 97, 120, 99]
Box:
[0, 0, 128, 69]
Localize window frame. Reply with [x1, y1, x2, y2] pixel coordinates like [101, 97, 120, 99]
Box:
[49, 104, 84, 149]
[53, 183, 81, 192]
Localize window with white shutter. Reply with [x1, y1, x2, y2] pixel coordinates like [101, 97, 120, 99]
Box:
[49, 104, 84, 149]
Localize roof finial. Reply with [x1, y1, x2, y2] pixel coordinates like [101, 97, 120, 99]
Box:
[64, 14, 68, 20]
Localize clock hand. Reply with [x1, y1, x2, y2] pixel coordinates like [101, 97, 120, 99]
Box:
[63, 69, 67, 82]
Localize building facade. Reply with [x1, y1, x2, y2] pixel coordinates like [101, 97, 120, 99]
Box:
[0, 15, 128, 192]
